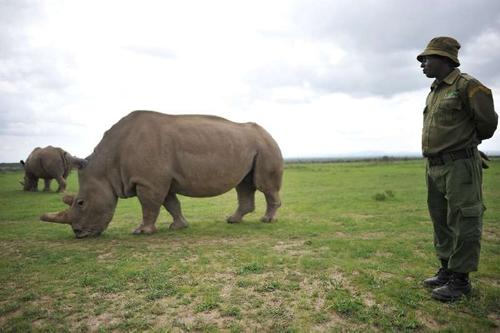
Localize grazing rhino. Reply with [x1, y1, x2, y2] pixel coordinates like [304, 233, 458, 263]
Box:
[20, 146, 78, 192]
[41, 111, 283, 238]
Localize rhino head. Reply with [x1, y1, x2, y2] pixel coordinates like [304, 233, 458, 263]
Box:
[19, 160, 37, 191]
[20, 176, 37, 191]
[40, 159, 118, 238]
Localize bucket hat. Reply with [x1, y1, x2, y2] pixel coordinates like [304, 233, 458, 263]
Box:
[417, 37, 460, 67]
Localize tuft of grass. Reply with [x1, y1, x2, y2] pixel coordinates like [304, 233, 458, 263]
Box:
[373, 190, 395, 201]
[222, 306, 241, 318]
[330, 297, 364, 317]
[236, 262, 263, 275]
[255, 280, 280, 292]
[195, 297, 220, 313]
[373, 192, 387, 201]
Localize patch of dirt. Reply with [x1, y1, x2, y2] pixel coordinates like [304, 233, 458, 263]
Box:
[413, 249, 428, 258]
[151, 267, 385, 332]
[376, 271, 395, 280]
[87, 313, 118, 332]
[301, 269, 377, 308]
[342, 271, 377, 307]
[487, 313, 500, 329]
[483, 228, 499, 241]
[416, 310, 444, 331]
[154, 298, 227, 332]
[374, 251, 393, 258]
[358, 232, 387, 240]
[272, 240, 314, 257]
[180, 254, 199, 263]
[97, 252, 114, 261]
[0, 308, 23, 327]
[480, 278, 500, 288]
[341, 213, 375, 221]
[312, 312, 347, 332]
[273, 240, 306, 251]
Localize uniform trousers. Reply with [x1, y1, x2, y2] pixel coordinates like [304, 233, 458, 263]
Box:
[426, 149, 484, 273]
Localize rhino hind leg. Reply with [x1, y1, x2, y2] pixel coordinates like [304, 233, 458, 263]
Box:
[43, 179, 51, 192]
[164, 192, 188, 230]
[260, 191, 281, 223]
[55, 176, 67, 192]
[133, 185, 163, 235]
[227, 174, 256, 223]
[253, 152, 283, 223]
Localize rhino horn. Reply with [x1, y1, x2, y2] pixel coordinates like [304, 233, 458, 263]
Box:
[40, 210, 71, 224]
[62, 194, 75, 206]
[68, 156, 88, 169]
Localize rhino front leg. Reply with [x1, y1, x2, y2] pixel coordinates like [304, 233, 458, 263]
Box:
[32, 178, 39, 192]
[164, 192, 188, 230]
[133, 185, 163, 235]
[43, 179, 51, 192]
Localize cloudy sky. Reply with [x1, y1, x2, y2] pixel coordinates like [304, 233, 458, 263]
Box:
[1, 0, 500, 162]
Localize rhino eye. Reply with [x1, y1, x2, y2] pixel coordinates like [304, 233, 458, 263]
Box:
[77, 199, 85, 207]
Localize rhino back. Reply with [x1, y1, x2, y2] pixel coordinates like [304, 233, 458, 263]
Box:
[87, 111, 277, 197]
[24, 146, 65, 179]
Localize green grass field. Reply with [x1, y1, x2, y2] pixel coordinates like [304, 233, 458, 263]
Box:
[0, 160, 499, 332]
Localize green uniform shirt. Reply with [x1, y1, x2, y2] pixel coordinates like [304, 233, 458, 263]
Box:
[422, 68, 498, 156]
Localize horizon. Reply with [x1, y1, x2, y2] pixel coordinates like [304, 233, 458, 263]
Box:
[5, 150, 500, 165]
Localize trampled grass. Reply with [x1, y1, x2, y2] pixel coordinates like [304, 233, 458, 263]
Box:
[0, 159, 499, 332]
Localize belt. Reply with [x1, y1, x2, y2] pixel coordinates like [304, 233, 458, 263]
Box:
[426, 148, 475, 167]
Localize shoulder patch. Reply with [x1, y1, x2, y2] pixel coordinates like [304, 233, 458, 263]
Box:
[468, 85, 492, 99]
[460, 73, 475, 82]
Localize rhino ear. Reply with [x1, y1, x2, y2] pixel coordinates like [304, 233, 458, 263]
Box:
[62, 194, 75, 206]
[20, 160, 25, 166]
[68, 156, 88, 169]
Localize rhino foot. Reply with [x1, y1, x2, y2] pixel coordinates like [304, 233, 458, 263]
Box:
[226, 215, 242, 224]
[260, 216, 276, 223]
[132, 225, 157, 235]
[169, 221, 188, 230]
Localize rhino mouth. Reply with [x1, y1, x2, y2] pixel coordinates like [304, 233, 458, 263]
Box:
[73, 228, 102, 239]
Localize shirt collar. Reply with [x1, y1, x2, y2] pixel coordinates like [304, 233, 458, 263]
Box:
[431, 68, 461, 90]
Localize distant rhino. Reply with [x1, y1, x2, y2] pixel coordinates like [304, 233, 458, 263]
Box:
[20, 146, 80, 192]
[41, 111, 283, 238]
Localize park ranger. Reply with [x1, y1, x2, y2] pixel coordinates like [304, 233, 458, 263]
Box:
[417, 36, 498, 302]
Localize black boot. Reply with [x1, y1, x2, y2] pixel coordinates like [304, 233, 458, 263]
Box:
[423, 259, 451, 288]
[431, 272, 471, 302]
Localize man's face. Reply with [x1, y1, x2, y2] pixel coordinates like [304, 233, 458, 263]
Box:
[420, 55, 447, 78]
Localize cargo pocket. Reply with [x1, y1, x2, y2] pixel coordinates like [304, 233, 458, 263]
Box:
[460, 203, 483, 218]
[459, 203, 484, 240]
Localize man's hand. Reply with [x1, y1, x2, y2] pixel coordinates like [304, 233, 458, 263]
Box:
[479, 150, 490, 169]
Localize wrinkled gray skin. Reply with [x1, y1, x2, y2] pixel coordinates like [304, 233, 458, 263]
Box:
[41, 111, 283, 238]
[20, 146, 76, 192]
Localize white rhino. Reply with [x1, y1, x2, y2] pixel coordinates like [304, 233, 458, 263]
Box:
[41, 111, 283, 238]
[20, 146, 78, 192]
